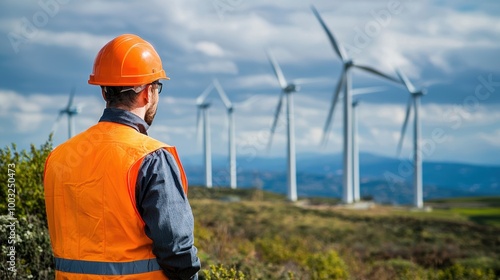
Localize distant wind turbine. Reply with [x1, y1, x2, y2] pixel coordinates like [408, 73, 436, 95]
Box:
[267, 50, 297, 202]
[351, 87, 387, 202]
[396, 69, 427, 209]
[212, 79, 237, 189]
[51, 87, 81, 139]
[335, 87, 387, 202]
[197, 83, 215, 188]
[267, 50, 325, 202]
[311, 5, 401, 204]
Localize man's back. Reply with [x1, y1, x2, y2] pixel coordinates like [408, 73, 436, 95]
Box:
[45, 121, 171, 279]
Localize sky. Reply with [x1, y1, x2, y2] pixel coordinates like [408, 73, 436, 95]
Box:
[0, 0, 499, 166]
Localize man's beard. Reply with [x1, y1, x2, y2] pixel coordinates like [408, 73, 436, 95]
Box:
[145, 103, 157, 126]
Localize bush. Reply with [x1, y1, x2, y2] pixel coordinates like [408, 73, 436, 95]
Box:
[0, 214, 54, 279]
[201, 264, 245, 280]
[0, 138, 52, 221]
[306, 250, 349, 280]
[436, 263, 495, 280]
[371, 258, 427, 280]
[0, 138, 54, 279]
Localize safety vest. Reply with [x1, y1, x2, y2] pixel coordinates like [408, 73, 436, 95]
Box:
[44, 121, 188, 279]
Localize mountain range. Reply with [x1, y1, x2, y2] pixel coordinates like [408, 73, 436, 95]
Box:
[181, 152, 500, 205]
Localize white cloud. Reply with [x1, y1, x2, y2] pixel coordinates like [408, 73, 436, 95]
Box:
[479, 130, 500, 147]
[29, 31, 110, 55]
[195, 41, 225, 57]
[231, 74, 280, 89]
[187, 60, 238, 74]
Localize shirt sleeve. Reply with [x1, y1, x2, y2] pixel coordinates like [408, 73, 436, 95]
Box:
[136, 149, 201, 280]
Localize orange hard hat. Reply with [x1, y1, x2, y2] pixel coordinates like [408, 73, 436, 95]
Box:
[88, 34, 169, 86]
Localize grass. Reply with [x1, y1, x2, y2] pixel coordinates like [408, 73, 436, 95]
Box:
[425, 196, 500, 227]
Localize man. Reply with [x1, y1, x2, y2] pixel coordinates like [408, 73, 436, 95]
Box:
[44, 34, 200, 279]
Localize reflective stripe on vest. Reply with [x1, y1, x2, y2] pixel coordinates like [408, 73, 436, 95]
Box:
[55, 257, 161, 275]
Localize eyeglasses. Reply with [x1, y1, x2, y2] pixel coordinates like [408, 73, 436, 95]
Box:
[152, 81, 163, 94]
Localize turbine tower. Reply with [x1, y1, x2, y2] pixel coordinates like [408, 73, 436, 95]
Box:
[351, 100, 360, 202]
[396, 69, 427, 209]
[52, 87, 81, 139]
[197, 83, 215, 188]
[213, 79, 237, 189]
[311, 5, 401, 204]
[335, 87, 386, 202]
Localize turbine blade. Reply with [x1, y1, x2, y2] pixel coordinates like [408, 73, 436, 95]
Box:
[351, 86, 386, 96]
[51, 112, 64, 134]
[197, 83, 214, 105]
[353, 63, 400, 83]
[395, 68, 417, 93]
[267, 91, 285, 151]
[311, 5, 348, 61]
[321, 70, 346, 146]
[213, 78, 233, 109]
[66, 87, 76, 109]
[291, 77, 330, 85]
[397, 96, 413, 156]
[266, 50, 288, 89]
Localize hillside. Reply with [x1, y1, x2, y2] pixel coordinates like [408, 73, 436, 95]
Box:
[1, 140, 499, 279]
[189, 186, 500, 279]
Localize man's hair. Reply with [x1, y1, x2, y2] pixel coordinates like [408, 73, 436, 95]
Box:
[101, 86, 139, 108]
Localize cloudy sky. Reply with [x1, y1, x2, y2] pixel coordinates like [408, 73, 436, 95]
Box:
[1, 0, 499, 166]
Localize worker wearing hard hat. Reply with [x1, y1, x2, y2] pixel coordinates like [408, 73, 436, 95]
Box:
[44, 34, 200, 279]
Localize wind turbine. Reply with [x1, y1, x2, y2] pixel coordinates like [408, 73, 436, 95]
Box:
[52, 87, 81, 139]
[311, 5, 401, 204]
[212, 79, 237, 189]
[396, 69, 427, 209]
[266, 50, 326, 201]
[196, 83, 215, 188]
[351, 87, 386, 202]
[266, 50, 299, 202]
[335, 87, 386, 202]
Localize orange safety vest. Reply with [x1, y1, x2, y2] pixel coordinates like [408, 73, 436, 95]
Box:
[44, 121, 188, 279]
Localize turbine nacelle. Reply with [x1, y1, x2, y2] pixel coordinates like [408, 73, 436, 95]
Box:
[414, 88, 427, 96]
[198, 103, 211, 110]
[345, 60, 354, 68]
[61, 106, 80, 116]
[285, 84, 300, 93]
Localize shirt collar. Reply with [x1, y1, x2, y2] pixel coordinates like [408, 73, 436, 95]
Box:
[99, 108, 149, 135]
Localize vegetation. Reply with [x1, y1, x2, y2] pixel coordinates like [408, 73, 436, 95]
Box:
[0, 139, 53, 279]
[1, 139, 499, 279]
[191, 188, 500, 279]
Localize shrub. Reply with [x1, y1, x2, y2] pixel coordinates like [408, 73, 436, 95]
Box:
[0, 138, 54, 279]
[0, 138, 52, 221]
[201, 264, 245, 280]
[306, 250, 349, 280]
[371, 258, 427, 280]
[436, 263, 495, 280]
[0, 214, 54, 279]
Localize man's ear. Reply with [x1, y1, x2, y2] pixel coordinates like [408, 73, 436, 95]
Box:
[147, 84, 154, 102]
[101, 88, 107, 101]
[139, 85, 151, 105]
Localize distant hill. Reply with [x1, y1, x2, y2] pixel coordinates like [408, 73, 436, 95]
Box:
[181, 152, 500, 205]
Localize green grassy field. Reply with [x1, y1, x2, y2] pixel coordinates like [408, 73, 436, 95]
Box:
[426, 196, 500, 227]
[190, 187, 500, 279]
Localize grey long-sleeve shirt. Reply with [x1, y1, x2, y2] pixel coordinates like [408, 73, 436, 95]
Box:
[99, 108, 201, 280]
